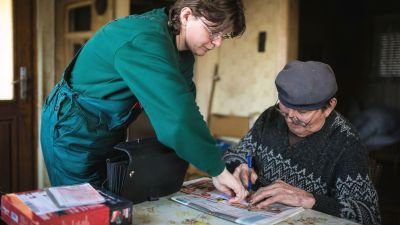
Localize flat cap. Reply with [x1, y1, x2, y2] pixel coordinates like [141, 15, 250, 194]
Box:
[275, 60, 338, 110]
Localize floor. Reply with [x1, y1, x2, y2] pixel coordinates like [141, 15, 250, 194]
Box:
[376, 161, 400, 225]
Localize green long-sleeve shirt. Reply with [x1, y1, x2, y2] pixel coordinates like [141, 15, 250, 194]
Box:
[69, 8, 225, 176]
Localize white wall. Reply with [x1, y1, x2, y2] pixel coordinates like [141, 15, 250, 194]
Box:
[195, 0, 298, 119]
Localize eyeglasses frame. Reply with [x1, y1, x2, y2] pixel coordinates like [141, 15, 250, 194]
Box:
[198, 18, 231, 41]
[274, 101, 317, 128]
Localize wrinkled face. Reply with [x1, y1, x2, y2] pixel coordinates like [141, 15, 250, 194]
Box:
[277, 102, 331, 137]
[184, 15, 231, 56]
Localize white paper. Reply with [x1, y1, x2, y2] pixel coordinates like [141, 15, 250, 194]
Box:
[47, 183, 105, 208]
[17, 191, 62, 215]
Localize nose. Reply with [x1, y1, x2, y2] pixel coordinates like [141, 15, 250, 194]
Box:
[287, 109, 296, 118]
[211, 38, 223, 47]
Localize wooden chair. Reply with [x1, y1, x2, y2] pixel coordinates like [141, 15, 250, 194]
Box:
[369, 142, 400, 178]
[368, 157, 383, 190]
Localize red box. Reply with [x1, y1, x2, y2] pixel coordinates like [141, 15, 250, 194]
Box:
[1, 191, 109, 225]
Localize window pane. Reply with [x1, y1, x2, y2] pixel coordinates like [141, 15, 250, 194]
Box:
[0, 0, 14, 100]
[378, 32, 400, 78]
[69, 5, 91, 32]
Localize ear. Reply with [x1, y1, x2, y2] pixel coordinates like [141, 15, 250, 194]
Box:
[323, 98, 337, 117]
[179, 7, 193, 27]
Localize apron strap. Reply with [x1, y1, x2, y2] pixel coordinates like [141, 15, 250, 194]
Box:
[62, 47, 84, 82]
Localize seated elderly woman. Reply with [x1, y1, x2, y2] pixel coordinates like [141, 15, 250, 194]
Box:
[223, 61, 381, 225]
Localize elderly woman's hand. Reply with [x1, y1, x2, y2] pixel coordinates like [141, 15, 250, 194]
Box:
[249, 179, 316, 209]
[232, 163, 258, 190]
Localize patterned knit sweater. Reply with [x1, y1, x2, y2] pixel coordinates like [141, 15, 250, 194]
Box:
[223, 107, 381, 225]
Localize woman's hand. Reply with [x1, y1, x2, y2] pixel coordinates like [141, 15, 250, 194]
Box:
[249, 179, 315, 209]
[212, 167, 248, 203]
[232, 163, 258, 190]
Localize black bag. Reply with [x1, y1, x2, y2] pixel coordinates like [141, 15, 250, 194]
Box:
[105, 137, 188, 204]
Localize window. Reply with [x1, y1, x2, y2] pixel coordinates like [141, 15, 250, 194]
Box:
[373, 15, 400, 78]
[69, 5, 91, 32]
[65, 2, 92, 60]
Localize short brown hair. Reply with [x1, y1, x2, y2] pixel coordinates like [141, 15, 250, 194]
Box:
[168, 0, 246, 37]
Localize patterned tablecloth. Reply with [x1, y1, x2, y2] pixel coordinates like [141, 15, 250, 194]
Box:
[132, 193, 359, 225]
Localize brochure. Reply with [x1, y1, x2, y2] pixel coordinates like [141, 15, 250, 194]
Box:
[171, 178, 304, 225]
[17, 190, 63, 215]
[46, 183, 105, 208]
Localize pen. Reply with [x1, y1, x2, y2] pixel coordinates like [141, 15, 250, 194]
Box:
[246, 153, 252, 192]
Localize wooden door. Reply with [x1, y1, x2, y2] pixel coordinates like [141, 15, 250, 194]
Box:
[0, 0, 36, 193]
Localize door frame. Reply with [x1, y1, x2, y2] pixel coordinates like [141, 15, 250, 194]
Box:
[36, 0, 56, 188]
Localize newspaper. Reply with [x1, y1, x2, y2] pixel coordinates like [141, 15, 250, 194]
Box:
[171, 178, 304, 225]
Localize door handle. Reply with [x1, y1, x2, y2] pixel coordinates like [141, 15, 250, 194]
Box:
[12, 66, 28, 100]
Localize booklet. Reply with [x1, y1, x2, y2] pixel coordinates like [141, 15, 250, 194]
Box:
[171, 178, 304, 225]
[17, 191, 64, 215]
[46, 183, 106, 208]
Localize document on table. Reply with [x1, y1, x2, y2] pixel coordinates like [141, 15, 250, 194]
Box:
[171, 178, 304, 225]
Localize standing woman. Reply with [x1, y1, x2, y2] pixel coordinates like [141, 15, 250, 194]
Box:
[41, 0, 247, 201]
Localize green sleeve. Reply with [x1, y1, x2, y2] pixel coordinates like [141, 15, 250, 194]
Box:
[114, 33, 224, 176]
[179, 50, 196, 97]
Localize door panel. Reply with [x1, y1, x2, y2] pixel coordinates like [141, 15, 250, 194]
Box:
[0, 117, 15, 192]
[0, 0, 36, 193]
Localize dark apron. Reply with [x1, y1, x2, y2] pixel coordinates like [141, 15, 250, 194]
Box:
[40, 50, 142, 186]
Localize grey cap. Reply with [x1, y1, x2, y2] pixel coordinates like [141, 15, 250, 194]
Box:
[275, 60, 338, 110]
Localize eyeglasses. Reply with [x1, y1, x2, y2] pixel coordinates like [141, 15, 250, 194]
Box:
[198, 18, 231, 41]
[274, 102, 313, 128]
